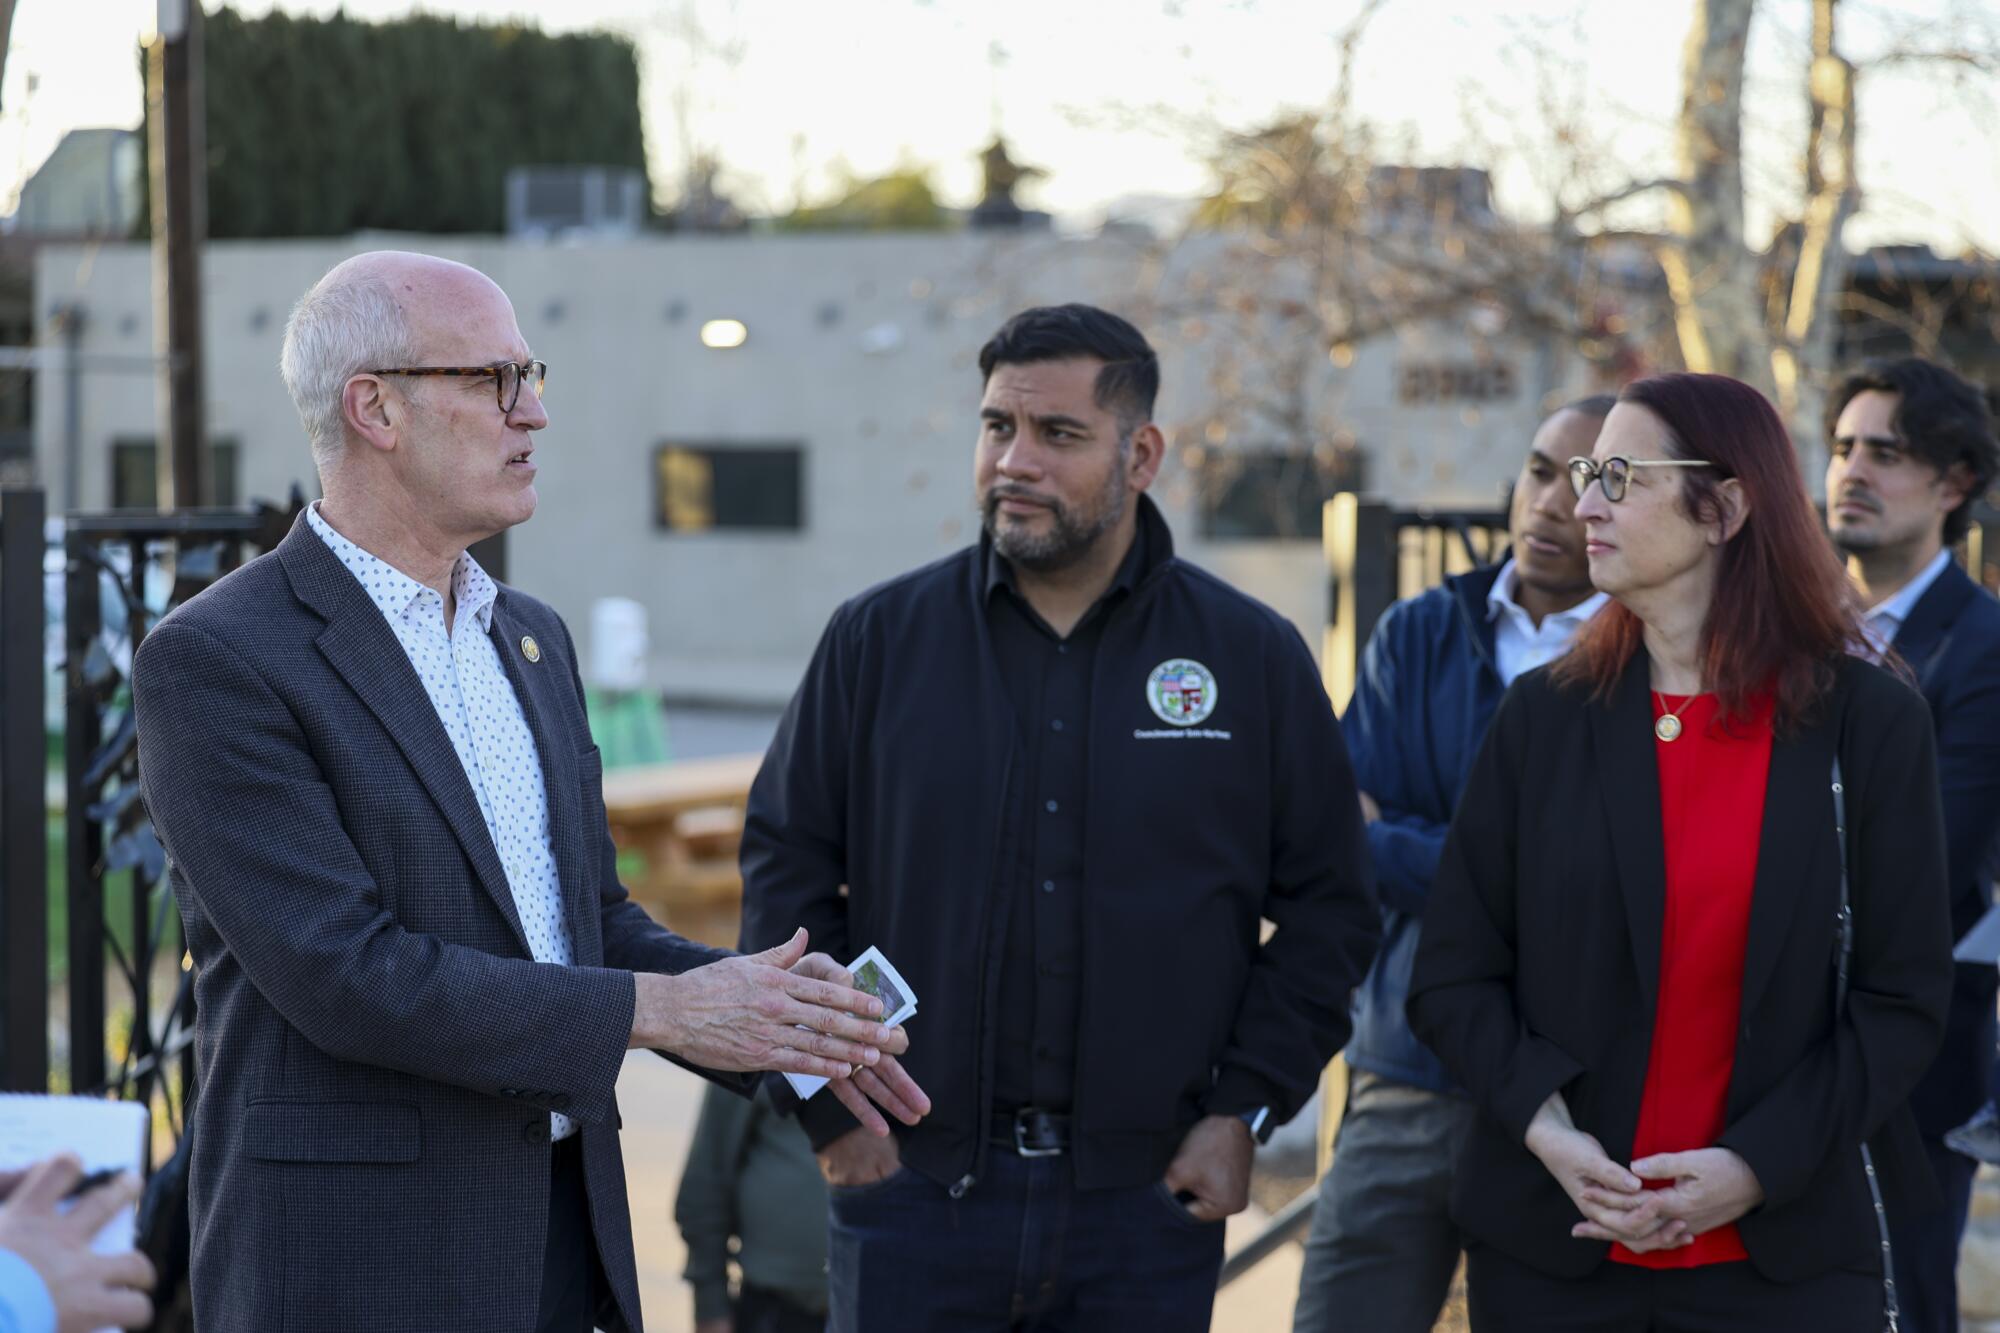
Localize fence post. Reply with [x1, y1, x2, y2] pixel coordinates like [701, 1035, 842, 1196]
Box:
[1321, 494, 1395, 714]
[65, 527, 105, 1094]
[0, 487, 48, 1091]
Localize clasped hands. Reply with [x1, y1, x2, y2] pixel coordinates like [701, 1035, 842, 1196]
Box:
[632, 927, 932, 1137]
[1525, 1093, 1763, 1254]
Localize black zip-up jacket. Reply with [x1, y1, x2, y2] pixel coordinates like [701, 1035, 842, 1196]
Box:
[740, 497, 1380, 1192]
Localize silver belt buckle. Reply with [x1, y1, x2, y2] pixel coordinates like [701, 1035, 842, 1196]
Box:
[1013, 1110, 1064, 1158]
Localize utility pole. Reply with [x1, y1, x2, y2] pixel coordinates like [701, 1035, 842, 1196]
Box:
[0, 2, 19, 108]
[148, 0, 207, 511]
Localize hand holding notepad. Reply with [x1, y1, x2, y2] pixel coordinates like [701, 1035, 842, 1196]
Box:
[0, 1096, 154, 1331]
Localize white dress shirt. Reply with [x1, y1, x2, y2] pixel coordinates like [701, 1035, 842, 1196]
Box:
[1858, 548, 1952, 664]
[307, 503, 579, 1140]
[1486, 558, 1609, 687]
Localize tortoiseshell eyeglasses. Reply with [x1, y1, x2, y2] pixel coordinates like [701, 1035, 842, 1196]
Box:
[367, 359, 547, 414]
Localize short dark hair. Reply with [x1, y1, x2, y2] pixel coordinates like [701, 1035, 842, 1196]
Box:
[978, 304, 1160, 430]
[1825, 357, 1999, 545]
[1560, 394, 1618, 420]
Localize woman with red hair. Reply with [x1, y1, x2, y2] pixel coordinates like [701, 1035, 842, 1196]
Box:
[1408, 372, 1953, 1330]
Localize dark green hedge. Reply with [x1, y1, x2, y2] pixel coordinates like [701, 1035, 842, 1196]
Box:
[141, 7, 649, 238]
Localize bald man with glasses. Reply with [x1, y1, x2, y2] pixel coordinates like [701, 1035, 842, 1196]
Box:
[132, 251, 925, 1333]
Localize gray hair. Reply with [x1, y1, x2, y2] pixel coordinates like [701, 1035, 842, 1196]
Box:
[279, 269, 417, 473]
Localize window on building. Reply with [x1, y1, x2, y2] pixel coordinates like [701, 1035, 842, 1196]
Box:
[110, 438, 240, 509]
[1197, 446, 1367, 541]
[654, 443, 805, 533]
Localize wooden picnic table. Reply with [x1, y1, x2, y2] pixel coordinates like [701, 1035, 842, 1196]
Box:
[602, 753, 762, 947]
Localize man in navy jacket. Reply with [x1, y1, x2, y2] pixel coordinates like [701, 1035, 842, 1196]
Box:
[1825, 356, 2000, 1333]
[1291, 397, 1612, 1333]
[740, 304, 1379, 1333]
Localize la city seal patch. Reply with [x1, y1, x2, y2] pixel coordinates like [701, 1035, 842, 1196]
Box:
[1146, 658, 1218, 727]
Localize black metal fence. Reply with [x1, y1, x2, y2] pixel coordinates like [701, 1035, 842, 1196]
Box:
[64, 501, 301, 1109]
[1321, 494, 1510, 712]
[1, 487, 47, 1091]
[2, 487, 300, 1115]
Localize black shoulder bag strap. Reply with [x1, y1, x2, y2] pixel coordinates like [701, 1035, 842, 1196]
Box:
[1832, 756, 1901, 1333]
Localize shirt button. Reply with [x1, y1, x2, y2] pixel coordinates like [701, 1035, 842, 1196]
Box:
[1050, 719, 1064, 732]
[1044, 800, 1058, 814]
[1057, 644, 1069, 655]
[1042, 880, 1056, 893]
[522, 1118, 548, 1144]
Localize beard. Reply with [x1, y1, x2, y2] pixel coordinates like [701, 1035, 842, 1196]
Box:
[981, 457, 1128, 574]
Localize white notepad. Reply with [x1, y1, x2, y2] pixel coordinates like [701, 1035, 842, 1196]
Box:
[0, 1094, 149, 1254]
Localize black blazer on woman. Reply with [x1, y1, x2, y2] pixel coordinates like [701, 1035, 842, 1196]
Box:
[1407, 651, 1953, 1283]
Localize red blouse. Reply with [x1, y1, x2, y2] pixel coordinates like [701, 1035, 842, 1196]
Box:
[1610, 692, 1774, 1269]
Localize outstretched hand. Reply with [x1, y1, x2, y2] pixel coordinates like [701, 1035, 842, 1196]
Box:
[630, 929, 899, 1079]
[786, 949, 932, 1134]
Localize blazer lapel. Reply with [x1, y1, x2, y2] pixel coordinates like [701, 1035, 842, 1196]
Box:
[488, 597, 594, 961]
[279, 520, 534, 957]
[1589, 653, 1667, 1020]
[1891, 562, 1976, 688]
[1738, 700, 1838, 1021]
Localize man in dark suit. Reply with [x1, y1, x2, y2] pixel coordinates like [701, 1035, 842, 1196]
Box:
[132, 251, 924, 1333]
[1826, 355, 2000, 1333]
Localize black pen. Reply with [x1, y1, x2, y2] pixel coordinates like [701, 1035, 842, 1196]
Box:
[60, 1167, 123, 1201]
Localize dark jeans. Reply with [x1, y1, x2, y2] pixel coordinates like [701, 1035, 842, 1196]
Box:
[1889, 1134, 1978, 1333]
[1292, 1072, 1477, 1333]
[1465, 1244, 1885, 1333]
[825, 1148, 1224, 1332]
[536, 1135, 605, 1333]
[736, 1281, 827, 1333]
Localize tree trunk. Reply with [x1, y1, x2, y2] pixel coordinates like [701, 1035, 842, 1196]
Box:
[1773, 0, 1857, 450]
[1661, 0, 1768, 387]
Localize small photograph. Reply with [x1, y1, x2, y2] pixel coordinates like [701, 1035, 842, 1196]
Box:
[847, 946, 919, 1023]
[849, 948, 914, 1024]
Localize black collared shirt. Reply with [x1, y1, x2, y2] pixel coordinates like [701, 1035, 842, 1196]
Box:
[984, 522, 1150, 1114]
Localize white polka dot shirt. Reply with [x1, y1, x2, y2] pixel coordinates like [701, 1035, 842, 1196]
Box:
[307, 503, 579, 1141]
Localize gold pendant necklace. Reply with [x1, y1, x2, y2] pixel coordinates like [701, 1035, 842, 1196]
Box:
[1653, 691, 1696, 742]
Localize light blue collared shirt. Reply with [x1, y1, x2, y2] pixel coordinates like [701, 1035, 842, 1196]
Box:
[0, 1247, 55, 1333]
[1859, 548, 1953, 663]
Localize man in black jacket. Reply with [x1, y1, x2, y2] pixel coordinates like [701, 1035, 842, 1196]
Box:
[739, 304, 1379, 1332]
[1824, 356, 2000, 1333]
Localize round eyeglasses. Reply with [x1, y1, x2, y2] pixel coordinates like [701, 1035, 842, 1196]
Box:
[1568, 455, 1713, 503]
[366, 359, 548, 414]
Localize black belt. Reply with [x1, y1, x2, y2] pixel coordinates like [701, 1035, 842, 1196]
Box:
[989, 1107, 1071, 1157]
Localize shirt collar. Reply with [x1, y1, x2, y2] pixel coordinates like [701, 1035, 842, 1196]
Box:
[1485, 558, 1608, 628]
[306, 501, 497, 633]
[1863, 548, 1953, 636]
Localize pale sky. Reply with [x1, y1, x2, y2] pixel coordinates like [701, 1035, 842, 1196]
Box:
[5, 0, 1997, 252]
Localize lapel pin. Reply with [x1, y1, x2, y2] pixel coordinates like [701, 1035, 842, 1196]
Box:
[521, 635, 541, 663]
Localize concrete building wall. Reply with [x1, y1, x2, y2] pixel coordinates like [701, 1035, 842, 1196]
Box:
[37, 231, 1574, 703]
